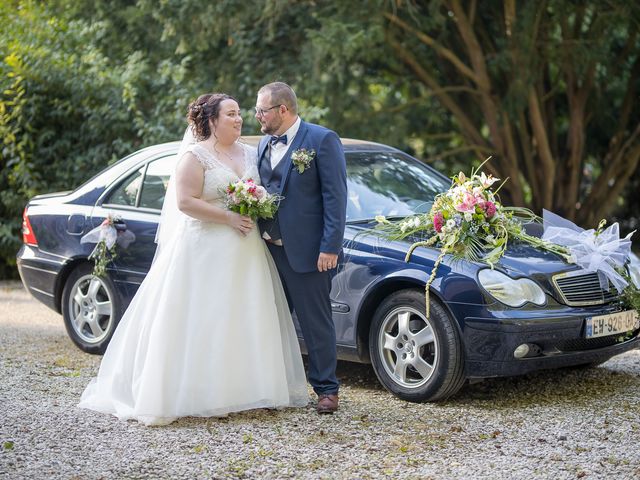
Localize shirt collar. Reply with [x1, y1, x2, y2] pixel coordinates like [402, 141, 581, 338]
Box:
[277, 116, 301, 147]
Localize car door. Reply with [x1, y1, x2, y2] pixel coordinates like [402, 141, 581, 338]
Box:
[91, 153, 176, 287]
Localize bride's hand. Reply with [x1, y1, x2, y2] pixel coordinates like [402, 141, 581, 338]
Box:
[226, 211, 254, 236]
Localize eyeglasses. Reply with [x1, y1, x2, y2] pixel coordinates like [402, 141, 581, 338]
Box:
[254, 105, 281, 116]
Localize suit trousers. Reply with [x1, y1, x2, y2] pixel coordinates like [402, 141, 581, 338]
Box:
[267, 243, 339, 395]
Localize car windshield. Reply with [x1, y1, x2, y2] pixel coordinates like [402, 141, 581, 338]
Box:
[346, 151, 450, 222]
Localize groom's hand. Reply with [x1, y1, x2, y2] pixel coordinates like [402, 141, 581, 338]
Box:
[317, 252, 338, 272]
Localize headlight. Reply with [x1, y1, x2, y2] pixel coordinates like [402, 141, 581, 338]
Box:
[478, 269, 546, 307]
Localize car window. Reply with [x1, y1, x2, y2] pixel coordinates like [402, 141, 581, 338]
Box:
[106, 167, 144, 207]
[139, 155, 175, 210]
[105, 154, 176, 210]
[346, 152, 450, 222]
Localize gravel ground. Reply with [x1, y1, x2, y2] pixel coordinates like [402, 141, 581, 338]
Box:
[1, 281, 640, 480]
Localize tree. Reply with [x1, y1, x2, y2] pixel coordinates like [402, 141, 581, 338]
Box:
[0, 2, 190, 277]
[376, 1, 640, 227]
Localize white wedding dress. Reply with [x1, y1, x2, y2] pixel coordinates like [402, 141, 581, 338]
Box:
[79, 142, 309, 426]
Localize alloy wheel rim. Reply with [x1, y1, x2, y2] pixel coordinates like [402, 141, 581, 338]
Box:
[68, 274, 114, 344]
[378, 306, 438, 389]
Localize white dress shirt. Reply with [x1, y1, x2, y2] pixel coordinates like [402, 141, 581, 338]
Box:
[262, 116, 301, 245]
[270, 116, 301, 169]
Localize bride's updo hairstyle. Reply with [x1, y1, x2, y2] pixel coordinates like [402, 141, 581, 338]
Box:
[187, 93, 236, 141]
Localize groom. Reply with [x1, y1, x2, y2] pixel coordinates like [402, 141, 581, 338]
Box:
[255, 82, 347, 414]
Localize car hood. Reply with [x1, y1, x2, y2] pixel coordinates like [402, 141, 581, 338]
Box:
[409, 238, 576, 283]
[348, 224, 576, 279]
[493, 242, 574, 278]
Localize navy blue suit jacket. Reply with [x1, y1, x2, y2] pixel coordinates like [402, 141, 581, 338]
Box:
[258, 120, 347, 273]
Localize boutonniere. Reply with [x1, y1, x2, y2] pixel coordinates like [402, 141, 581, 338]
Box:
[291, 148, 315, 174]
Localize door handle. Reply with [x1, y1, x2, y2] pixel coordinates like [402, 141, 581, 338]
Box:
[113, 220, 127, 232]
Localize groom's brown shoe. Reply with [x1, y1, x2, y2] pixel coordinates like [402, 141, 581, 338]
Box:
[316, 394, 339, 414]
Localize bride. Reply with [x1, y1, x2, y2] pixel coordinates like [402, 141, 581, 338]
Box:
[78, 93, 309, 425]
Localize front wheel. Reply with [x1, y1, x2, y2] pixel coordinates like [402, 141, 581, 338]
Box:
[369, 289, 465, 402]
[61, 263, 122, 354]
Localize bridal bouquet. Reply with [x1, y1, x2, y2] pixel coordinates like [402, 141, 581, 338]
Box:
[224, 178, 281, 220]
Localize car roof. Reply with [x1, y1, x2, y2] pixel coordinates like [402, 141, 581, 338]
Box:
[68, 135, 405, 200]
[241, 135, 399, 151]
[140, 136, 399, 155]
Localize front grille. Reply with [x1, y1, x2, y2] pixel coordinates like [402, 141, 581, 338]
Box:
[552, 270, 618, 306]
[555, 334, 625, 352]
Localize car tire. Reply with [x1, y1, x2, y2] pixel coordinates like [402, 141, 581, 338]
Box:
[61, 263, 122, 354]
[369, 289, 465, 402]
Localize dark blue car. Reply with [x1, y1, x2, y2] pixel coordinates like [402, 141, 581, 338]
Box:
[17, 137, 640, 402]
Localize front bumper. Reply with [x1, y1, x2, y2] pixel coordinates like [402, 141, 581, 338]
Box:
[463, 313, 640, 378]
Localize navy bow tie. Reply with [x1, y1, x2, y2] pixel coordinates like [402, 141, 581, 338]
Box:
[269, 135, 288, 146]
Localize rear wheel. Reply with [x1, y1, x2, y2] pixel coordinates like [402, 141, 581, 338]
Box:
[369, 289, 465, 402]
[61, 264, 122, 354]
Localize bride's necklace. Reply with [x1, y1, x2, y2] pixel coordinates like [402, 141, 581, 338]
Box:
[214, 144, 240, 164]
[203, 141, 244, 175]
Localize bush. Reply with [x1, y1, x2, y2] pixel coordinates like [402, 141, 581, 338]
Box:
[0, 3, 188, 278]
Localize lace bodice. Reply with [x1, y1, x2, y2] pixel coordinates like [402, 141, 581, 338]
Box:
[187, 143, 259, 204]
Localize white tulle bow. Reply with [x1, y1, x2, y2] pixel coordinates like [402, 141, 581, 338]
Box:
[541, 209, 635, 293]
[80, 218, 136, 249]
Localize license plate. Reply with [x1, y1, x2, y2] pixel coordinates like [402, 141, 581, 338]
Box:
[585, 310, 639, 339]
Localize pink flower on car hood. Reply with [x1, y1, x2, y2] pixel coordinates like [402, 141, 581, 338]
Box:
[484, 201, 497, 218]
[454, 192, 477, 213]
[433, 212, 444, 232]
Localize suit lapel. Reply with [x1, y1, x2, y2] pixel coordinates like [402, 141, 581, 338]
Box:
[277, 120, 309, 195]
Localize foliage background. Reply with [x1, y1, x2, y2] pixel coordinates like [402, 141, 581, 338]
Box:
[1, 0, 639, 278]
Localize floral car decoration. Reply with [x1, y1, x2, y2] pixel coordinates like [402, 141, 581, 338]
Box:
[374, 160, 639, 317]
[80, 214, 135, 277]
